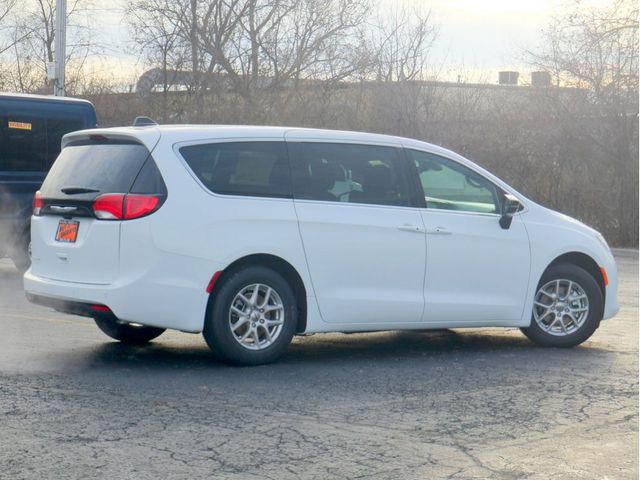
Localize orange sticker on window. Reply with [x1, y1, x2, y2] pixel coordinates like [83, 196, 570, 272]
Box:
[8, 121, 32, 131]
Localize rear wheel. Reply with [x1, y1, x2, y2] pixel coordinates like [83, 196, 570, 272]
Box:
[10, 229, 30, 273]
[94, 317, 165, 344]
[203, 266, 297, 365]
[521, 263, 603, 347]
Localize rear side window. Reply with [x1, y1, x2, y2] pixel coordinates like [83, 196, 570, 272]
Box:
[40, 141, 154, 198]
[179, 142, 291, 198]
[288, 142, 410, 207]
[0, 114, 85, 172]
[0, 116, 47, 171]
[131, 158, 166, 194]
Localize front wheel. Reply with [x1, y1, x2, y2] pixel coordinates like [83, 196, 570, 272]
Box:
[203, 266, 298, 365]
[521, 263, 603, 347]
[94, 317, 165, 344]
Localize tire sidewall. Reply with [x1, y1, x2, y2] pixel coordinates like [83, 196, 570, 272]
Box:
[204, 267, 297, 365]
[522, 263, 603, 347]
[10, 227, 31, 273]
[94, 317, 165, 344]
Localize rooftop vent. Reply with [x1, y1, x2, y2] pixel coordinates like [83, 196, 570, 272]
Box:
[498, 71, 519, 85]
[531, 71, 551, 87]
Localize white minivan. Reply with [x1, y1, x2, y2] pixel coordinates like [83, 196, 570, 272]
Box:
[24, 125, 619, 365]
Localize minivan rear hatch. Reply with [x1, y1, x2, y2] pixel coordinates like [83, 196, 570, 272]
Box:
[30, 132, 163, 284]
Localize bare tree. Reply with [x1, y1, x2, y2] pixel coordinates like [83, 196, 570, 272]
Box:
[365, 5, 437, 83]
[0, 0, 27, 90]
[0, 0, 17, 54]
[527, 0, 639, 245]
[359, 5, 440, 138]
[127, 0, 192, 120]
[128, 0, 370, 119]
[1, 0, 97, 93]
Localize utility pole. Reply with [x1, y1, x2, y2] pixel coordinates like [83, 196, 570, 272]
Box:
[53, 0, 66, 96]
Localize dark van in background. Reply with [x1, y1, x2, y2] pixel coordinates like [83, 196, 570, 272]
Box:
[0, 93, 97, 271]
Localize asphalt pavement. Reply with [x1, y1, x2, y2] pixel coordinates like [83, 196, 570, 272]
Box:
[0, 250, 637, 479]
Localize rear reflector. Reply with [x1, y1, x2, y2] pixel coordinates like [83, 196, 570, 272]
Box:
[90, 304, 111, 312]
[33, 191, 43, 216]
[93, 193, 162, 220]
[206, 271, 223, 293]
[599, 267, 609, 287]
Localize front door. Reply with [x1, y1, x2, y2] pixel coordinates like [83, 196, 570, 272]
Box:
[406, 148, 531, 324]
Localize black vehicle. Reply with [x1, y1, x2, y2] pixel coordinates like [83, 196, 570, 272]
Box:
[0, 93, 97, 271]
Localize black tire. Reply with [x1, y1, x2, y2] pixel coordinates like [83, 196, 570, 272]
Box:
[203, 266, 297, 366]
[94, 317, 165, 344]
[10, 251, 30, 274]
[521, 263, 603, 347]
[10, 230, 31, 274]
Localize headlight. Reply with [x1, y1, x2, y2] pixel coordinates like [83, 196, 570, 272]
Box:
[596, 233, 611, 252]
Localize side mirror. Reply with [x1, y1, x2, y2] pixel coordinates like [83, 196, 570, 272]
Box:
[499, 193, 521, 229]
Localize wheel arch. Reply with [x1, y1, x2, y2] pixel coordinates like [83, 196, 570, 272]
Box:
[542, 251, 606, 304]
[207, 253, 308, 333]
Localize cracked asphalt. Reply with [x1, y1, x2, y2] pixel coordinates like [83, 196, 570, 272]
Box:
[0, 250, 637, 479]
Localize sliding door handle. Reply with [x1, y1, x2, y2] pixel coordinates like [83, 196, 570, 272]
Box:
[397, 224, 425, 233]
[426, 226, 452, 235]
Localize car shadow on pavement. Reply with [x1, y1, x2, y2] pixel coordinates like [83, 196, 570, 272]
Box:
[284, 329, 614, 364]
[77, 328, 614, 373]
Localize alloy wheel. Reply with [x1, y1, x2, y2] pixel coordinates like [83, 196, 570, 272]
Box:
[533, 279, 590, 336]
[228, 283, 285, 350]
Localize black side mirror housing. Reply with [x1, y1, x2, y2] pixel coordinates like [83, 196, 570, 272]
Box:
[499, 193, 521, 229]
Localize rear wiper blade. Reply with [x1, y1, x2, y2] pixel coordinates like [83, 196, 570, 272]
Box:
[60, 186, 100, 195]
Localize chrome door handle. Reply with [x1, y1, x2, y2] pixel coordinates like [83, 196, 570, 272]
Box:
[397, 224, 425, 233]
[426, 226, 452, 235]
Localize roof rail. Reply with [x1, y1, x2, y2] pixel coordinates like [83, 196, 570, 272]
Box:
[133, 116, 158, 127]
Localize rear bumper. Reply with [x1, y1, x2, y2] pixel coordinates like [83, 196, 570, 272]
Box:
[602, 256, 620, 320]
[25, 292, 114, 319]
[23, 254, 218, 332]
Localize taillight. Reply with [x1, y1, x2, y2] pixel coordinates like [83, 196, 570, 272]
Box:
[125, 195, 160, 219]
[92, 193, 162, 220]
[93, 194, 125, 219]
[33, 191, 43, 216]
[90, 304, 111, 313]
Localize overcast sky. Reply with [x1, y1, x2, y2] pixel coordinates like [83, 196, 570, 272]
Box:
[89, 0, 612, 85]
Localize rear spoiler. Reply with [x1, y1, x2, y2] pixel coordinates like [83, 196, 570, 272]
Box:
[61, 128, 161, 152]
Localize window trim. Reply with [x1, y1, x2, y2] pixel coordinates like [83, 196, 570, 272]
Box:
[401, 148, 428, 209]
[286, 140, 414, 209]
[173, 138, 528, 214]
[174, 138, 294, 200]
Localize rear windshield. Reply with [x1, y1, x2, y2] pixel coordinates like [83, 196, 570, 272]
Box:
[0, 115, 85, 172]
[40, 141, 151, 198]
[0, 97, 96, 173]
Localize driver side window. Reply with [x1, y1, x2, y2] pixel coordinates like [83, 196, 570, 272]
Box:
[406, 149, 500, 214]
